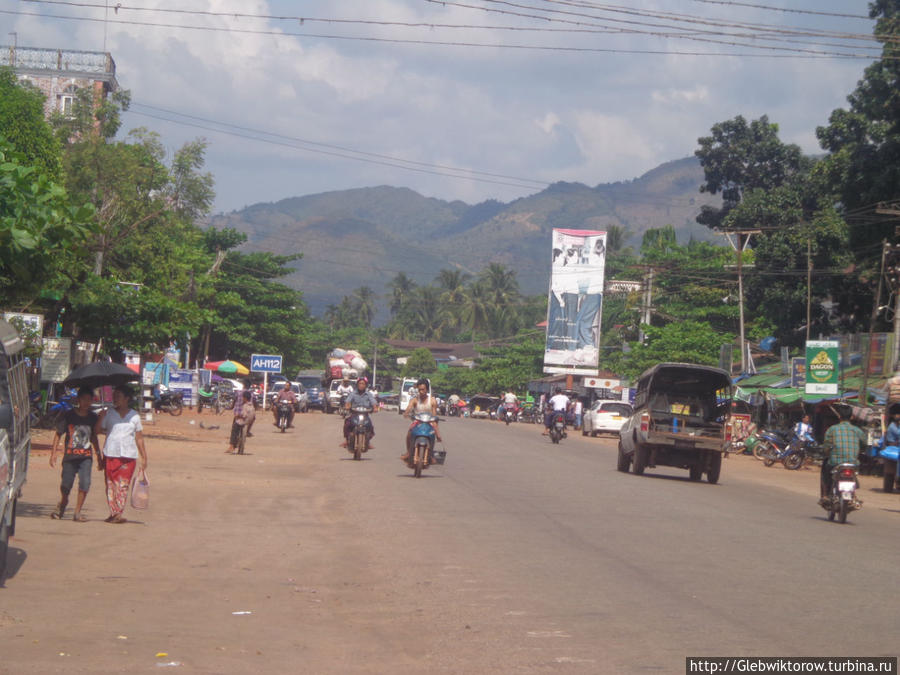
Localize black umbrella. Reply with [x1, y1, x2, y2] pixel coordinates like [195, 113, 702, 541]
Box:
[63, 361, 140, 388]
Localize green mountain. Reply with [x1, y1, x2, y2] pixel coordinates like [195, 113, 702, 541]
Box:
[209, 156, 719, 316]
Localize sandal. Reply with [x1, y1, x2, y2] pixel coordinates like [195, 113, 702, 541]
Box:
[110, 514, 127, 524]
[50, 504, 65, 519]
[73, 513, 87, 522]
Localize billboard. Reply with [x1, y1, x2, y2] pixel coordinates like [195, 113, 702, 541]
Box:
[543, 228, 607, 376]
[805, 340, 839, 396]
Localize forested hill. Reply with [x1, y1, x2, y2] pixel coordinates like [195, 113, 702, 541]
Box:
[209, 156, 720, 316]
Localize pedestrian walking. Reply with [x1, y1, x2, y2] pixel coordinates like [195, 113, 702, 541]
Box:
[97, 385, 148, 524]
[49, 387, 100, 522]
[226, 390, 255, 454]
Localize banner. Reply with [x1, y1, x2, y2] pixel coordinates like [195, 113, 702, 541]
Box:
[543, 228, 607, 376]
[805, 340, 839, 396]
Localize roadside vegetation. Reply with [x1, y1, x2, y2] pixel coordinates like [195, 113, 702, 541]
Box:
[1, 2, 899, 394]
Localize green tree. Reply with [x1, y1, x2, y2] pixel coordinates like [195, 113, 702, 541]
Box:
[816, 0, 900, 251]
[0, 67, 62, 177]
[608, 321, 731, 379]
[404, 347, 436, 377]
[695, 115, 806, 230]
[0, 138, 94, 303]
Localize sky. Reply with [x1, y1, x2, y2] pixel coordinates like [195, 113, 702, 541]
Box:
[0, 0, 880, 214]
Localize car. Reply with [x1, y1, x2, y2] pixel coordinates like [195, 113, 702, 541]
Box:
[327, 379, 356, 414]
[296, 375, 325, 411]
[582, 400, 633, 436]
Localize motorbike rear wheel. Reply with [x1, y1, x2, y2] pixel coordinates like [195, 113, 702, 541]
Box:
[838, 497, 848, 524]
[237, 425, 247, 455]
[169, 398, 183, 416]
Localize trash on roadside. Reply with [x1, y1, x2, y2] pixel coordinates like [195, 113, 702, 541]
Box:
[117, 635, 128, 640]
[156, 652, 169, 658]
[156, 662, 183, 668]
[231, 611, 252, 615]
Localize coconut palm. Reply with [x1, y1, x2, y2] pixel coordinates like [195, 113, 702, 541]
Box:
[388, 272, 416, 317]
[353, 285, 376, 328]
[435, 268, 471, 335]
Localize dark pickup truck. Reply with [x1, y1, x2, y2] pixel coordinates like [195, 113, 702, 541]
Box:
[617, 363, 732, 484]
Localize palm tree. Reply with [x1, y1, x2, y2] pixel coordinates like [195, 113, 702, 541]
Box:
[353, 285, 376, 328]
[435, 268, 471, 335]
[461, 280, 491, 336]
[480, 263, 521, 337]
[388, 272, 416, 317]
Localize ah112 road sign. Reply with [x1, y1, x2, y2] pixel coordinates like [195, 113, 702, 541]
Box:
[250, 354, 283, 373]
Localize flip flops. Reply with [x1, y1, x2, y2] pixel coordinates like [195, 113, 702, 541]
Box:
[72, 513, 87, 522]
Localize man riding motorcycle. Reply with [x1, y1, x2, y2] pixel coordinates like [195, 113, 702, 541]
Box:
[543, 388, 570, 436]
[501, 388, 519, 421]
[272, 381, 297, 428]
[341, 377, 377, 448]
[336, 377, 354, 410]
[402, 378, 442, 464]
[819, 406, 865, 506]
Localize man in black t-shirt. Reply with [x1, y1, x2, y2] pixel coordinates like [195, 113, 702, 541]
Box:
[49, 387, 101, 522]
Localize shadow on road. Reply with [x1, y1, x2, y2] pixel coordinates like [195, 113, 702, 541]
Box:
[1, 545, 27, 584]
[13, 500, 56, 519]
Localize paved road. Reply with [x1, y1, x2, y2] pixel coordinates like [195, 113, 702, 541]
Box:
[1, 410, 897, 673]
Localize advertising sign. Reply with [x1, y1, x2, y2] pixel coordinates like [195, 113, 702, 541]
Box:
[41, 338, 72, 383]
[790, 358, 806, 388]
[805, 340, 839, 395]
[250, 354, 283, 373]
[543, 228, 607, 376]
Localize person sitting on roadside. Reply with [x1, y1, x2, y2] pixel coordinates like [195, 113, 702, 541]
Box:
[885, 411, 900, 447]
[340, 377, 378, 448]
[402, 378, 442, 464]
[272, 381, 297, 428]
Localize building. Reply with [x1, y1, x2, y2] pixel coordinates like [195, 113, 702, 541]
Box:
[1, 45, 118, 117]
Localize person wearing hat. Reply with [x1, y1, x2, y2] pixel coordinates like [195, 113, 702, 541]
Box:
[341, 377, 377, 449]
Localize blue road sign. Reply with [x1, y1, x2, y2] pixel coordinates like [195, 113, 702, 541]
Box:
[250, 354, 283, 373]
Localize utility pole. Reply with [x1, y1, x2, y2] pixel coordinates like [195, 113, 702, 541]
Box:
[860, 240, 888, 406]
[806, 238, 813, 343]
[638, 268, 653, 344]
[719, 229, 759, 375]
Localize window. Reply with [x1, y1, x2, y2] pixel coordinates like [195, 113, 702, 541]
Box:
[58, 84, 78, 116]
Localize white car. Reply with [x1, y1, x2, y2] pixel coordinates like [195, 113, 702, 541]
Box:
[583, 400, 634, 436]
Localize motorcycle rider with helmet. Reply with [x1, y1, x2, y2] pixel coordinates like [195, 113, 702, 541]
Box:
[341, 377, 377, 447]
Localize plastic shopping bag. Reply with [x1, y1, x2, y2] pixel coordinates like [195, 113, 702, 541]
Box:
[131, 469, 150, 510]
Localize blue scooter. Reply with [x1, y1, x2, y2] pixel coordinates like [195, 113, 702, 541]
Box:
[408, 412, 446, 478]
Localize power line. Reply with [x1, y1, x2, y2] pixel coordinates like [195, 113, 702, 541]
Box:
[0, 6, 883, 59]
[685, 0, 870, 21]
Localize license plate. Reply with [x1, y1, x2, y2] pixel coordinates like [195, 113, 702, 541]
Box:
[838, 481, 855, 492]
[555, 422, 564, 428]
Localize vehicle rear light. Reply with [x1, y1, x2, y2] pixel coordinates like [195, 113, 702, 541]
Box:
[640, 412, 649, 432]
[839, 468, 855, 479]
[724, 422, 732, 442]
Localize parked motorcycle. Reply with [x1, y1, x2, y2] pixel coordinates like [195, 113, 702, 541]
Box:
[153, 390, 184, 416]
[347, 406, 372, 460]
[822, 462, 862, 523]
[754, 428, 791, 465]
[549, 411, 567, 444]
[409, 412, 444, 477]
[781, 440, 824, 470]
[275, 400, 292, 433]
[448, 405, 459, 418]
